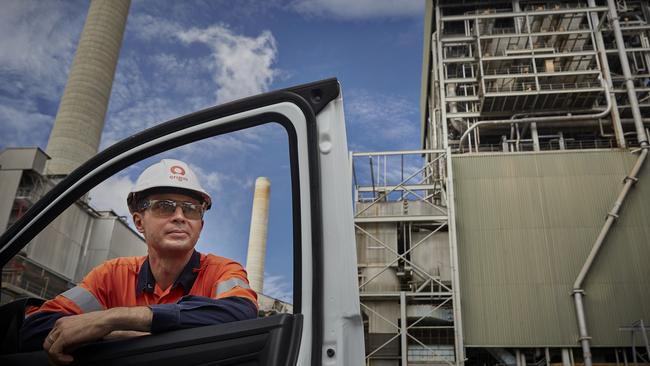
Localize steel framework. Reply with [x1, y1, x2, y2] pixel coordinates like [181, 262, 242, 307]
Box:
[352, 149, 464, 366]
[425, 0, 650, 154]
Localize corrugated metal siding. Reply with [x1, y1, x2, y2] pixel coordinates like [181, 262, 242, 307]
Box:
[452, 150, 650, 347]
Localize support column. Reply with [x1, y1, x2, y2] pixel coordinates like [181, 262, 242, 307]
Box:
[640, 320, 650, 363]
[531, 123, 540, 151]
[562, 348, 571, 366]
[400, 291, 408, 366]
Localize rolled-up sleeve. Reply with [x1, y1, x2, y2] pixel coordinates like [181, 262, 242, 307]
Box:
[149, 295, 257, 333]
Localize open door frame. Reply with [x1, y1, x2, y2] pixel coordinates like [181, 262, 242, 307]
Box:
[0, 78, 354, 365]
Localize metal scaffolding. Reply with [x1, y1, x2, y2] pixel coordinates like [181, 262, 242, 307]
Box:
[352, 149, 464, 366]
[417, 1, 650, 366]
[425, 0, 650, 154]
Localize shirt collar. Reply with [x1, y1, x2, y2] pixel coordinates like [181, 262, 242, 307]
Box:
[136, 250, 201, 296]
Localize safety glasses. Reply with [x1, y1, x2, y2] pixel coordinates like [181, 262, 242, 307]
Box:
[140, 199, 206, 220]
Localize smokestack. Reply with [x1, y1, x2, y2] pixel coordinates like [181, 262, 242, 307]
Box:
[246, 177, 271, 294]
[46, 0, 131, 176]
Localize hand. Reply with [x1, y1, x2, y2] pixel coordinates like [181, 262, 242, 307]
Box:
[43, 307, 152, 365]
[43, 310, 114, 365]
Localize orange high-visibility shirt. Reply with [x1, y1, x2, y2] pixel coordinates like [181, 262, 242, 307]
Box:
[21, 250, 258, 348]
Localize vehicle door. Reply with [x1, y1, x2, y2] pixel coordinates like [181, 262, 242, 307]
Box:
[0, 78, 364, 366]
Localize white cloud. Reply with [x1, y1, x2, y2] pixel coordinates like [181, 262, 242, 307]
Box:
[291, 0, 424, 20]
[99, 15, 280, 151]
[263, 272, 293, 303]
[188, 163, 224, 195]
[0, 100, 54, 149]
[177, 25, 278, 104]
[346, 89, 419, 149]
[0, 0, 84, 101]
[88, 173, 136, 218]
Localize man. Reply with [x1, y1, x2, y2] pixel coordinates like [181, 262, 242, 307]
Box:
[20, 159, 258, 364]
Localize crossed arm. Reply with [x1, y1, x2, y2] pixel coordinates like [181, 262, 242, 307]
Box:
[42, 306, 152, 364]
[21, 296, 257, 365]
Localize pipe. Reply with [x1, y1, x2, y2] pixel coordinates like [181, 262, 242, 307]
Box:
[572, 2, 650, 366]
[607, 0, 650, 146]
[562, 349, 571, 366]
[457, 80, 613, 148]
[588, 0, 627, 147]
[571, 148, 647, 361]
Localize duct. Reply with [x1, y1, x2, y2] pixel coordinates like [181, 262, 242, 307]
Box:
[447, 84, 467, 133]
[572, 2, 650, 366]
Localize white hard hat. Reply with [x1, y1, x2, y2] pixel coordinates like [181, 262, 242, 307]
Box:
[127, 159, 212, 213]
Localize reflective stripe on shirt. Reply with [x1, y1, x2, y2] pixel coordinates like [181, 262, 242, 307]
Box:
[60, 286, 103, 313]
[215, 278, 250, 296]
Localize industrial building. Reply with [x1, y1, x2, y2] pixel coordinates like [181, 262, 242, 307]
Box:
[0, 147, 147, 304]
[354, 0, 650, 365]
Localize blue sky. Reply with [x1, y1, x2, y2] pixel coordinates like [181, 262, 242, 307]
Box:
[0, 0, 426, 303]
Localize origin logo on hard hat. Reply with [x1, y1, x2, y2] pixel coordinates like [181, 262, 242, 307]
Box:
[170, 165, 186, 175]
[169, 165, 189, 183]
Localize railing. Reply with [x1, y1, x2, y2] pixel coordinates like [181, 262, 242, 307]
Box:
[408, 345, 455, 362]
[485, 80, 602, 93]
[1, 255, 74, 302]
[351, 150, 447, 206]
[485, 65, 597, 75]
[451, 138, 627, 154]
[14, 187, 42, 204]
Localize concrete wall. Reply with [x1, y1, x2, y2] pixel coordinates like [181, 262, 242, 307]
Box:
[25, 204, 91, 279]
[0, 170, 21, 231]
[23, 205, 146, 282]
[73, 215, 146, 282]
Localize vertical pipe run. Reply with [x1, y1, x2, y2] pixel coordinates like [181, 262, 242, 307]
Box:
[446, 147, 466, 365]
[570, 5, 650, 361]
[245, 177, 271, 294]
[531, 123, 540, 151]
[607, 0, 650, 146]
[545, 348, 551, 366]
[587, 0, 626, 148]
[573, 292, 592, 366]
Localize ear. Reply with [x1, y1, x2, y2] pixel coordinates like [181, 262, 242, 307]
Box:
[133, 212, 145, 233]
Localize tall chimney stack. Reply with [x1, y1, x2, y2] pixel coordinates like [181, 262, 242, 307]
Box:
[46, 0, 131, 176]
[246, 177, 271, 294]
